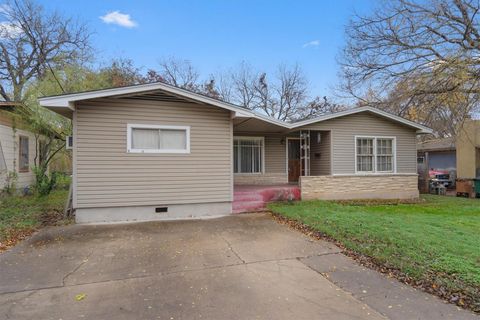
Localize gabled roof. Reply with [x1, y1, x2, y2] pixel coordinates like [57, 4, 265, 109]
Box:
[38, 82, 432, 134]
[417, 137, 455, 152]
[290, 106, 433, 133]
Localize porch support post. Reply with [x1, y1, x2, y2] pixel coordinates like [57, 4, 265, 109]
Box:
[300, 130, 310, 176]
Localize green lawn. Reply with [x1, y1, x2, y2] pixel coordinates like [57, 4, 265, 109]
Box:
[269, 195, 480, 309]
[0, 189, 70, 250]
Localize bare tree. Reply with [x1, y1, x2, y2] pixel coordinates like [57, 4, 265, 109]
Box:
[296, 96, 346, 120]
[227, 62, 260, 109]
[0, 0, 90, 102]
[156, 57, 200, 91]
[150, 58, 341, 121]
[219, 62, 338, 121]
[339, 0, 480, 136]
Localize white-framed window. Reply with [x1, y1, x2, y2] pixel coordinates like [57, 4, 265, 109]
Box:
[355, 136, 396, 173]
[127, 124, 190, 154]
[233, 136, 264, 174]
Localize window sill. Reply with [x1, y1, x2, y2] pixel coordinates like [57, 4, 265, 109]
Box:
[127, 149, 190, 154]
[234, 173, 264, 175]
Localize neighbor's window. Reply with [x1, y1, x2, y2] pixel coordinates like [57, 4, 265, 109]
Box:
[0, 141, 6, 172]
[356, 137, 395, 173]
[234, 137, 264, 174]
[127, 124, 190, 153]
[19, 136, 29, 172]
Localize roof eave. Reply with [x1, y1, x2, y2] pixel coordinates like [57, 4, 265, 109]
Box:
[290, 106, 433, 134]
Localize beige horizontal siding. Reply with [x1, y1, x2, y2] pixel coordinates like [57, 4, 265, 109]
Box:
[74, 99, 232, 208]
[299, 112, 417, 175]
[310, 131, 331, 175]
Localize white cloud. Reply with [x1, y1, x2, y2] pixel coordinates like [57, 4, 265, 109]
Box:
[302, 40, 320, 48]
[100, 11, 137, 28]
[0, 21, 23, 39]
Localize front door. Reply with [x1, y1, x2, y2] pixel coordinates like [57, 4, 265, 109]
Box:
[288, 139, 301, 183]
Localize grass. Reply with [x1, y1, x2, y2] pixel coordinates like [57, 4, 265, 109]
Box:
[0, 189, 70, 251]
[269, 195, 480, 310]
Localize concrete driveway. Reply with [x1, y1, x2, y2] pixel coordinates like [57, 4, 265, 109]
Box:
[0, 214, 477, 320]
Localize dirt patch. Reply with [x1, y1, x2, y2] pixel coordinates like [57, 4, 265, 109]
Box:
[0, 210, 72, 253]
[270, 211, 480, 314]
[0, 228, 36, 252]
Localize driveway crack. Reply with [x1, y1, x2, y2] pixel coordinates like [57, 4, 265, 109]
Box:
[220, 235, 245, 264]
[62, 250, 93, 286]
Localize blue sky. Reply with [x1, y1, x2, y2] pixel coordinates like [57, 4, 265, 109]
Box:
[39, 1, 375, 96]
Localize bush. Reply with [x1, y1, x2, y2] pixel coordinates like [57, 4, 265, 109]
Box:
[33, 166, 57, 196]
[54, 173, 71, 190]
[3, 171, 18, 195]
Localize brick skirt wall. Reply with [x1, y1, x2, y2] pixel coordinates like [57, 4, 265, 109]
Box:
[300, 174, 419, 200]
[234, 173, 288, 185]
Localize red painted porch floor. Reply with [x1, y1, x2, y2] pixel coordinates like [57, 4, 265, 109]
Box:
[233, 184, 301, 213]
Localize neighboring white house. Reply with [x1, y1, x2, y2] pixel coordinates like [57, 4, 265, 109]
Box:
[0, 103, 39, 192]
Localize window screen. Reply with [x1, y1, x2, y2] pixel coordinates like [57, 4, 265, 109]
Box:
[233, 137, 263, 173]
[0, 141, 6, 172]
[356, 137, 395, 173]
[376, 138, 393, 172]
[129, 126, 188, 152]
[356, 138, 374, 172]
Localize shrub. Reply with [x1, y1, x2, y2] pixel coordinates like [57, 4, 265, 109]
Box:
[3, 171, 18, 195]
[33, 166, 57, 196]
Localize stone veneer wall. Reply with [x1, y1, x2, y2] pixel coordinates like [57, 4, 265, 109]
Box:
[300, 174, 419, 200]
[234, 173, 288, 185]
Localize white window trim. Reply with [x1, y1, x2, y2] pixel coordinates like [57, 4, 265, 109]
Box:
[354, 136, 396, 174]
[233, 136, 265, 174]
[127, 124, 190, 154]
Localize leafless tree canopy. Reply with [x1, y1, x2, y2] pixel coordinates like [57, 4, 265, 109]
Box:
[0, 0, 90, 101]
[145, 59, 343, 121]
[214, 62, 344, 121]
[155, 57, 200, 91]
[340, 0, 480, 136]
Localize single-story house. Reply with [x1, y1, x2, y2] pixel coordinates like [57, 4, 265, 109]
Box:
[39, 82, 432, 223]
[0, 102, 40, 191]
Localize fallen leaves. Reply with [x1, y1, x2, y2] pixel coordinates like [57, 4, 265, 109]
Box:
[269, 211, 480, 314]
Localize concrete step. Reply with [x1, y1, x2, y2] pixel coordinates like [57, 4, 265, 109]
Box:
[233, 193, 264, 202]
[232, 200, 266, 213]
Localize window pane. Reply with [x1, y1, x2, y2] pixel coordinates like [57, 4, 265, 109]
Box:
[132, 128, 159, 149]
[356, 138, 373, 172]
[233, 138, 263, 173]
[377, 139, 392, 155]
[376, 139, 393, 172]
[160, 129, 186, 150]
[19, 136, 29, 171]
[357, 155, 373, 172]
[377, 156, 393, 171]
[357, 138, 373, 155]
[0, 141, 6, 172]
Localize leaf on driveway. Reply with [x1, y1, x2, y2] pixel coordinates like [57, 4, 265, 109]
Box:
[75, 293, 86, 301]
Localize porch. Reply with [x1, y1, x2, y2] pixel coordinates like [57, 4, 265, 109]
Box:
[233, 184, 301, 213]
[232, 127, 331, 213]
